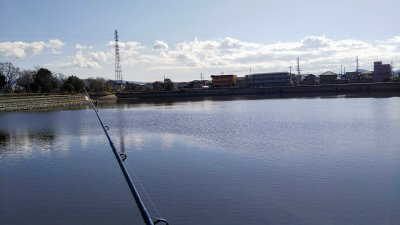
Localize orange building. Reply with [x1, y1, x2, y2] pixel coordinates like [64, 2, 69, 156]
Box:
[211, 75, 238, 88]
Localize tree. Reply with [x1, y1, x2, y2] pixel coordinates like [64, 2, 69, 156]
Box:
[85, 77, 113, 92]
[0, 74, 5, 91]
[16, 70, 35, 92]
[164, 78, 174, 91]
[32, 68, 60, 93]
[0, 62, 20, 92]
[151, 79, 175, 91]
[62, 75, 85, 92]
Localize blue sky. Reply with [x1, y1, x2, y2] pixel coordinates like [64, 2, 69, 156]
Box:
[1, 0, 399, 81]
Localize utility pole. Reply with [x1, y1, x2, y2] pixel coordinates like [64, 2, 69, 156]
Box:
[297, 57, 301, 75]
[341, 65, 343, 75]
[391, 61, 394, 77]
[289, 66, 292, 75]
[163, 75, 166, 91]
[114, 30, 123, 84]
[200, 73, 203, 81]
[356, 56, 359, 73]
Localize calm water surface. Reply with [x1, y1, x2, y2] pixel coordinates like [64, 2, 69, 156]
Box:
[1, 96, 400, 225]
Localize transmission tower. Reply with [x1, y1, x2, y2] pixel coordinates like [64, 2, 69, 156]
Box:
[114, 30, 123, 84]
[297, 57, 301, 75]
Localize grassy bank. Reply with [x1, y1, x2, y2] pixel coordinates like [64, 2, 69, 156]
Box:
[0, 94, 89, 112]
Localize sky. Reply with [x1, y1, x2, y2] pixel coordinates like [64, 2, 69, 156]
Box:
[0, 0, 399, 82]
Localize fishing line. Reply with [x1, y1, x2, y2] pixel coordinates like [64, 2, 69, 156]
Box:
[124, 159, 164, 219]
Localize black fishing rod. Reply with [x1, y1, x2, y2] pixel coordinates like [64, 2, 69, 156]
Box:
[84, 90, 169, 225]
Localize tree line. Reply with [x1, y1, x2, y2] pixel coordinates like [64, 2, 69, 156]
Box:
[0, 62, 114, 94]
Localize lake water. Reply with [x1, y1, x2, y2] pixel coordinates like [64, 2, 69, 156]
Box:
[1, 96, 400, 225]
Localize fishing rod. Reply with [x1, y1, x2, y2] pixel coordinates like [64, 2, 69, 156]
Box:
[84, 90, 169, 225]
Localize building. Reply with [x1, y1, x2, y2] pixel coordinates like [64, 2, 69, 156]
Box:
[319, 71, 338, 84]
[345, 72, 360, 83]
[293, 75, 303, 86]
[211, 75, 237, 88]
[246, 72, 291, 87]
[237, 77, 249, 88]
[301, 74, 317, 85]
[174, 82, 189, 90]
[360, 71, 373, 82]
[152, 81, 164, 91]
[373, 61, 392, 82]
[184, 80, 210, 89]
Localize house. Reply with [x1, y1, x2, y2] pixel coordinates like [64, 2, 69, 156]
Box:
[211, 75, 238, 88]
[319, 71, 338, 84]
[345, 72, 360, 83]
[301, 74, 317, 85]
[360, 71, 373, 82]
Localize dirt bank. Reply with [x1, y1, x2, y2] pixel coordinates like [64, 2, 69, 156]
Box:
[0, 94, 89, 112]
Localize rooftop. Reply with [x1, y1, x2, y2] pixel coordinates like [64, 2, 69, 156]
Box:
[320, 71, 337, 76]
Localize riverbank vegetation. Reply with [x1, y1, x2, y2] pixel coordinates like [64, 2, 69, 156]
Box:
[0, 62, 113, 94]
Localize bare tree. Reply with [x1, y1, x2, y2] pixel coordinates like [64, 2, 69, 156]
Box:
[0, 62, 20, 92]
[16, 70, 35, 92]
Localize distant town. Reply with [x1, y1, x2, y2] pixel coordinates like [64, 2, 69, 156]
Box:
[0, 59, 399, 95]
[119, 59, 399, 93]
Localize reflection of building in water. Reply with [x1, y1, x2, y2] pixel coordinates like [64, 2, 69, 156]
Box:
[79, 134, 89, 150]
[129, 134, 145, 151]
[160, 133, 174, 150]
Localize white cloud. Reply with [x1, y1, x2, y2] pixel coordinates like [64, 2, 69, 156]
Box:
[129, 35, 400, 75]
[50, 49, 62, 55]
[22, 35, 400, 79]
[107, 41, 145, 57]
[0, 41, 46, 58]
[75, 43, 93, 50]
[88, 51, 108, 62]
[153, 40, 169, 50]
[386, 36, 400, 43]
[0, 39, 65, 58]
[46, 39, 65, 49]
[56, 51, 101, 69]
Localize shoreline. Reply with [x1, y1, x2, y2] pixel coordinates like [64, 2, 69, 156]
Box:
[0, 94, 89, 112]
[1, 83, 400, 112]
[116, 82, 400, 99]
